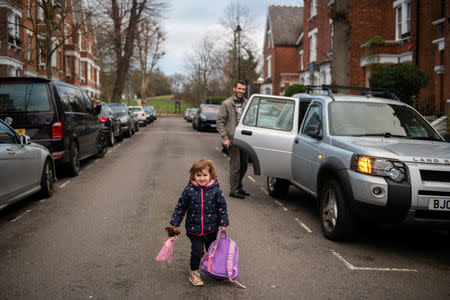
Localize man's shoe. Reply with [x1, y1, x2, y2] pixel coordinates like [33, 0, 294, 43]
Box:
[239, 189, 250, 196]
[229, 192, 245, 199]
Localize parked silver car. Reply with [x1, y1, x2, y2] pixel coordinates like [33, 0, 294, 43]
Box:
[234, 88, 450, 241]
[0, 120, 55, 210]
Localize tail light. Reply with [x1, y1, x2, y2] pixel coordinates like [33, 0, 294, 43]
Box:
[142, 113, 145, 117]
[52, 122, 64, 139]
[99, 116, 109, 123]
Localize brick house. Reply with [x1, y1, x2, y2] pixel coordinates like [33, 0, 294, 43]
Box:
[262, 5, 303, 96]
[298, 0, 332, 86]
[0, 0, 100, 98]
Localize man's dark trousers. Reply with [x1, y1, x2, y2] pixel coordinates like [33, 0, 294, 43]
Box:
[229, 144, 248, 194]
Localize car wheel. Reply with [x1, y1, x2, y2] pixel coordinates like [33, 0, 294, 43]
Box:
[267, 176, 290, 198]
[125, 128, 132, 137]
[108, 130, 115, 147]
[40, 158, 54, 197]
[97, 132, 108, 158]
[116, 132, 123, 142]
[319, 179, 356, 241]
[67, 141, 80, 177]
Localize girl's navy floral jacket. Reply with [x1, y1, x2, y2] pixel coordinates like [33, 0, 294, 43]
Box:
[170, 179, 229, 236]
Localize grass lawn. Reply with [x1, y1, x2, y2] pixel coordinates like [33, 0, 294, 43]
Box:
[144, 95, 194, 114]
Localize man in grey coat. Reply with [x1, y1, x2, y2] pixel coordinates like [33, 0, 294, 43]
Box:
[216, 80, 249, 199]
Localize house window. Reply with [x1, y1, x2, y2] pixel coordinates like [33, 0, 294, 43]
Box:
[310, 0, 317, 18]
[66, 56, 72, 76]
[27, 33, 32, 61]
[8, 12, 21, 47]
[87, 64, 91, 81]
[39, 39, 46, 64]
[330, 19, 334, 49]
[267, 55, 272, 78]
[10, 66, 15, 77]
[308, 29, 318, 62]
[394, 0, 411, 40]
[300, 50, 304, 70]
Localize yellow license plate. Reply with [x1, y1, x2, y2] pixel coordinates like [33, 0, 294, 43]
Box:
[15, 129, 25, 135]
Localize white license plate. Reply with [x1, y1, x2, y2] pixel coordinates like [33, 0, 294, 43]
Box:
[428, 198, 450, 211]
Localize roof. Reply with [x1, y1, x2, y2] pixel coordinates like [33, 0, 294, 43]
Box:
[267, 6, 303, 46]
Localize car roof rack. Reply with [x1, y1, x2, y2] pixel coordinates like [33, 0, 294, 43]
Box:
[306, 85, 400, 101]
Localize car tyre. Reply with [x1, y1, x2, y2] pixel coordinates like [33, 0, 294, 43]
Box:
[67, 141, 80, 177]
[267, 176, 289, 198]
[125, 128, 132, 138]
[97, 132, 108, 158]
[108, 130, 115, 147]
[40, 158, 54, 197]
[319, 179, 356, 241]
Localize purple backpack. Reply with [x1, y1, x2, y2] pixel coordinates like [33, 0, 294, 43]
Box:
[201, 229, 246, 289]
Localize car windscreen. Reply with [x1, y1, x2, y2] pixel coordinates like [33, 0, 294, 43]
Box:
[201, 106, 220, 113]
[0, 82, 52, 112]
[329, 102, 442, 141]
[109, 105, 126, 114]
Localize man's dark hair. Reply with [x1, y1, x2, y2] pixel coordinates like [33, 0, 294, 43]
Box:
[234, 80, 246, 88]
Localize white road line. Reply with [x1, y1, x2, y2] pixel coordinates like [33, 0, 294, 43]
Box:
[248, 176, 256, 183]
[11, 210, 32, 222]
[295, 217, 312, 233]
[260, 187, 269, 195]
[331, 250, 417, 272]
[59, 180, 71, 188]
[274, 200, 288, 211]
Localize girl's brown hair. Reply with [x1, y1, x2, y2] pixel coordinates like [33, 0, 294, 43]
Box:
[189, 159, 217, 180]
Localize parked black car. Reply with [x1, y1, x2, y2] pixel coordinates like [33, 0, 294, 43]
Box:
[192, 104, 220, 131]
[0, 77, 107, 177]
[104, 103, 134, 138]
[99, 104, 123, 146]
[128, 108, 139, 133]
[142, 105, 153, 124]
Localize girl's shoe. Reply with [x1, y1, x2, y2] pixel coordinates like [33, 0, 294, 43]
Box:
[189, 270, 204, 286]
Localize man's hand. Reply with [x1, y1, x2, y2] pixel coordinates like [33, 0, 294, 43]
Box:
[223, 140, 231, 149]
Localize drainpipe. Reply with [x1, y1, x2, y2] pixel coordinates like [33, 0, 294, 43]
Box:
[415, 0, 420, 66]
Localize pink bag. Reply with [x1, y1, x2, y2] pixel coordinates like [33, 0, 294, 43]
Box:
[156, 236, 178, 263]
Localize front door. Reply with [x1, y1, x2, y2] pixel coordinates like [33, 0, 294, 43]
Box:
[233, 95, 299, 180]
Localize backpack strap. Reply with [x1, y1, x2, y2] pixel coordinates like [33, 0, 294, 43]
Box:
[227, 240, 247, 289]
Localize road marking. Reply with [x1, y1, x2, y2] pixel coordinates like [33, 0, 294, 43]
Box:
[274, 200, 288, 211]
[59, 180, 71, 188]
[11, 210, 32, 222]
[295, 217, 312, 233]
[331, 250, 417, 272]
[248, 176, 256, 183]
[260, 187, 269, 195]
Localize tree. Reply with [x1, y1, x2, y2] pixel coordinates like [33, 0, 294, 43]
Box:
[10, 0, 92, 79]
[91, 0, 165, 102]
[136, 20, 165, 100]
[369, 64, 430, 106]
[184, 37, 221, 106]
[219, 2, 260, 90]
[284, 84, 307, 97]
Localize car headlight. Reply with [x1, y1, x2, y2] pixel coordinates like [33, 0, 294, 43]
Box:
[351, 154, 406, 182]
[120, 116, 128, 123]
[200, 114, 206, 121]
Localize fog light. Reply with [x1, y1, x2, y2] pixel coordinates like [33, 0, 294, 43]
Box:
[371, 186, 385, 198]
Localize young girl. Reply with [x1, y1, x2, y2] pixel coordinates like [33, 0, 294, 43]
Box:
[167, 159, 229, 286]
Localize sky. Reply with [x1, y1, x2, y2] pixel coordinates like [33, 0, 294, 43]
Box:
[158, 0, 304, 76]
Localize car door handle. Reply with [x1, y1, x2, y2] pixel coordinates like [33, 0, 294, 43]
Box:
[6, 148, 16, 155]
[241, 130, 252, 136]
[295, 137, 299, 144]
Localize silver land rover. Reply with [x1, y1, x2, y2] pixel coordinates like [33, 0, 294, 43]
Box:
[234, 87, 450, 241]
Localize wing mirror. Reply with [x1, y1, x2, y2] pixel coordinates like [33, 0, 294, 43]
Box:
[20, 135, 31, 145]
[305, 124, 322, 139]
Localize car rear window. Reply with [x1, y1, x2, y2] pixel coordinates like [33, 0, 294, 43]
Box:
[128, 107, 142, 112]
[0, 82, 52, 112]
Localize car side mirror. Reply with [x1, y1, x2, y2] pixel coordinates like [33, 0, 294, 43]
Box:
[20, 134, 31, 145]
[305, 124, 322, 139]
[95, 105, 102, 115]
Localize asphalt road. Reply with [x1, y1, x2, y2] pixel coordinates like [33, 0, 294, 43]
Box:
[0, 117, 449, 300]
